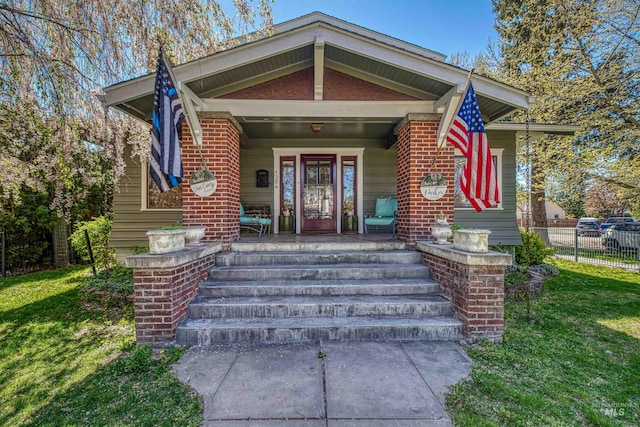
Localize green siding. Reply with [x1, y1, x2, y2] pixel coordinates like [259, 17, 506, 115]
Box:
[111, 146, 181, 263]
[239, 138, 397, 216]
[111, 130, 521, 258]
[454, 130, 522, 246]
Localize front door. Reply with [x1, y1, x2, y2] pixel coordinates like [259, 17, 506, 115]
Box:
[302, 155, 336, 233]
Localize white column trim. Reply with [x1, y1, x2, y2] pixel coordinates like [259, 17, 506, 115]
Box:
[273, 147, 365, 234]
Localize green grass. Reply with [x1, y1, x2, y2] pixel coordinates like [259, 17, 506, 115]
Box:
[447, 260, 640, 426]
[0, 267, 202, 426]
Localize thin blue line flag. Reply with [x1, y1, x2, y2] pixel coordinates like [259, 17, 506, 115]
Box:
[150, 48, 184, 192]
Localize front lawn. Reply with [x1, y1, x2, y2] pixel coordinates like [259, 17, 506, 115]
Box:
[0, 267, 202, 426]
[448, 260, 640, 426]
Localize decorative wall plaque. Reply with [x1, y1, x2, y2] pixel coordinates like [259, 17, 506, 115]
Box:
[190, 168, 217, 197]
[420, 172, 448, 200]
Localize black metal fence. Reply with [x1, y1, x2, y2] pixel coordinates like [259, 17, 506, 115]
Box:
[1, 225, 54, 278]
[0, 220, 88, 278]
[531, 227, 640, 272]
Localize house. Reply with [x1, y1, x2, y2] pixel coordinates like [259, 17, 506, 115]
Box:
[101, 13, 575, 346]
[102, 12, 540, 260]
[517, 200, 568, 221]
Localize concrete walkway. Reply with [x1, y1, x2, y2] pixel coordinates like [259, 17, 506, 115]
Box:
[173, 341, 471, 427]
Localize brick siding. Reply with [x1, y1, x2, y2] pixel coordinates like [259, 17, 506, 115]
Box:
[181, 117, 240, 250]
[422, 252, 505, 343]
[133, 253, 217, 345]
[396, 118, 455, 246]
[219, 67, 417, 101]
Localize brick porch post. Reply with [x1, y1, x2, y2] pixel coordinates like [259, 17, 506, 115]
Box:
[395, 113, 455, 247]
[181, 113, 242, 250]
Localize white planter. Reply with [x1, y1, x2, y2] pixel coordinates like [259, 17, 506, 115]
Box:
[453, 229, 491, 253]
[184, 226, 206, 245]
[146, 229, 186, 254]
[430, 223, 453, 244]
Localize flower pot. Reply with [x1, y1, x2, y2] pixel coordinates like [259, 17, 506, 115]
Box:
[279, 215, 295, 234]
[342, 215, 358, 233]
[146, 229, 186, 254]
[430, 223, 452, 244]
[184, 226, 206, 245]
[453, 229, 491, 253]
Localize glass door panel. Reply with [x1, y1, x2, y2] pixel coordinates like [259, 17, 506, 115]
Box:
[302, 157, 336, 232]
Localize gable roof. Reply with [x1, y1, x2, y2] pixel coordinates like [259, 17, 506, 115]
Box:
[103, 12, 530, 125]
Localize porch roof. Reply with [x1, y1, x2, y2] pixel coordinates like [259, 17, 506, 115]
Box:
[102, 12, 531, 133]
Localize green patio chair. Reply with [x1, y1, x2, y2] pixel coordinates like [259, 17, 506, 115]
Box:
[240, 203, 272, 236]
[364, 196, 397, 238]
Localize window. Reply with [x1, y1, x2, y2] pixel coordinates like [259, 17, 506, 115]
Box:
[280, 157, 295, 215]
[145, 165, 183, 209]
[342, 157, 356, 215]
[454, 149, 503, 209]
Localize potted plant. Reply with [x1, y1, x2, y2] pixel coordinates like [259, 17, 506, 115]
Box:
[430, 213, 452, 244]
[279, 203, 294, 233]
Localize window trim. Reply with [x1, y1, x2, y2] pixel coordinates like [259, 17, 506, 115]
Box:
[453, 148, 504, 211]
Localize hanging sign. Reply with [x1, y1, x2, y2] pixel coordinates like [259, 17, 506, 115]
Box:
[420, 172, 448, 200]
[190, 168, 217, 197]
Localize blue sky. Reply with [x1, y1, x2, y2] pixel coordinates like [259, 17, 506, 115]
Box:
[267, 0, 498, 59]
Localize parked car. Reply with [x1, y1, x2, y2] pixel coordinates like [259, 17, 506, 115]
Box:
[599, 217, 637, 235]
[575, 218, 600, 236]
[601, 223, 640, 252]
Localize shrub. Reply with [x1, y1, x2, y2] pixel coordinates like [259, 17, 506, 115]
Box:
[70, 216, 115, 268]
[515, 229, 553, 265]
[131, 245, 149, 255]
[82, 265, 134, 311]
[531, 262, 560, 277]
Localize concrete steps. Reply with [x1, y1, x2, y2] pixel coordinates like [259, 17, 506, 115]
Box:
[207, 263, 431, 281]
[199, 279, 440, 298]
[187, 295, 452, 319]
[215, 250, 422, 266]
[175, 248, 462, 345]
[176, 316, 462, 346]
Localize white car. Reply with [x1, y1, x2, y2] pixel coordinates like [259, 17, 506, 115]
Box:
[601, 223, 640, 252]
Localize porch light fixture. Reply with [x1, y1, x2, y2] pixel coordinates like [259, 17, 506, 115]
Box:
[310, 123, 324, 134]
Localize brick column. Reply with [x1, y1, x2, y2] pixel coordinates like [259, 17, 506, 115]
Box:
[181, 113, 242, 250]
[417, 242, 511, 343]
[125, 243, 222, 346]
[395, 113, 454, 247]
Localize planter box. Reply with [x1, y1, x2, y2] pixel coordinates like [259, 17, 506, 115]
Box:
[453, 229, 491, 253]
[146, 229, 186, 254]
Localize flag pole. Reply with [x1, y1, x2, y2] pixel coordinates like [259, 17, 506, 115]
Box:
[431, 67, 475, 166]
[159, 47, 208, 170]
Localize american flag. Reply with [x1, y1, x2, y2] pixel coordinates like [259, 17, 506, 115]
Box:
[150, 48, 184, 192]
[446, 82, 500, 211]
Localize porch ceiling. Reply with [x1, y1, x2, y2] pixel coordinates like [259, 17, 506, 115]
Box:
[239, 117, 397, 139]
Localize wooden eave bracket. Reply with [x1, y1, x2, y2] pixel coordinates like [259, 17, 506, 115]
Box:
[314, 36, 325, 101]
[178, 81, 204, 146]
[435, 83, 464, 149]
